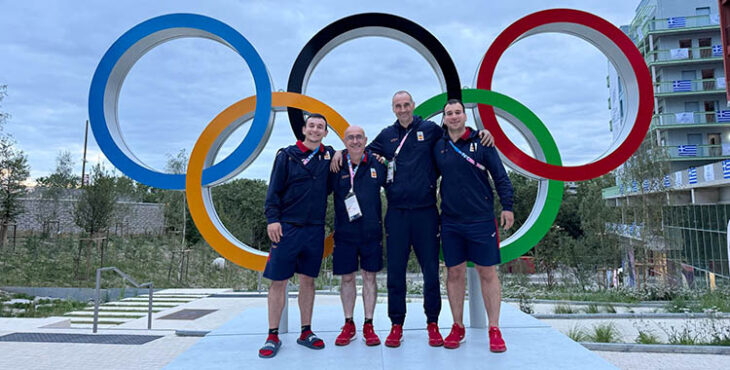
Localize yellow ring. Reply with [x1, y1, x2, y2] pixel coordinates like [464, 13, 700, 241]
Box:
[186, 92, 349, 271]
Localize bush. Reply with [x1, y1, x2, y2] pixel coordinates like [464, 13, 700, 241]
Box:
[589, 323, 621, 343]
[554, 304, 576, 314]
[584, 304, 600, 314]
[635, 330, 661, 344]
[566, 325, 588, 342]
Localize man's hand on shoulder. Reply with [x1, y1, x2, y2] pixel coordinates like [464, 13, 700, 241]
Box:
[478, 130, 494, 147]
[330, 150, 343, 172]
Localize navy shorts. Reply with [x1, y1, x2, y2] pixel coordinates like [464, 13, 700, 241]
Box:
[263, 223, 325, 281]
[441, 219, 500, 267]
[332, 239, 383, 275]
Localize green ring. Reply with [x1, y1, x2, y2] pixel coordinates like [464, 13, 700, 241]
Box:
[414, 89, 564, 265]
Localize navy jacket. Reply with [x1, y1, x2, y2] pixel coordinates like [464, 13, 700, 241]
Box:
[329, 150, 386, 243]
[367, 115, 441, 209]
[265, 141, 334, 225]
[434, 127, 513, 223]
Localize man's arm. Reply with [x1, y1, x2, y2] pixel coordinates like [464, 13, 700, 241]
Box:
[265, 150, 287, 242]
[483, 146, 513, 229]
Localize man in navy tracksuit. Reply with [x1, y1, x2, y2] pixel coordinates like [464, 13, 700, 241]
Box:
[434, 99, 513, 353]
[259, 113, 334, 358]
[329, 125, 386, 347]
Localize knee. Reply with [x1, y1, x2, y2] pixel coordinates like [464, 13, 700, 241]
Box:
[478, 266, 498, 283]
[299, 275, 315, 289]
[341, 273, 355, 284]
[361, 271, 377, 285]
[447, 264, 466, 282]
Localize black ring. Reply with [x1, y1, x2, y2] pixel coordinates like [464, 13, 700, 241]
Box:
[286, 12, 462, 140]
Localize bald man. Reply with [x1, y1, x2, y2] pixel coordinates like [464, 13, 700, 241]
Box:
[328, 125, 387, 346]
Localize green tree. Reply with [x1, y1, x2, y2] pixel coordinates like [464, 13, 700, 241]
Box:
[35, 151, 79, 232]
[0, 135, 30, 247]
[211, 178, 269, 251]
[73, 163, 117, 236]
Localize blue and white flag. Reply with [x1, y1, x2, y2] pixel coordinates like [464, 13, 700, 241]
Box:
[667, 17, 686, 28]
[678, 145, 697, 157]
[723, 160, 730, 179]
[713, 44, 723, 57]
[619, 183, 624, 194]
[642, 179, 650, 191]
[663, 175, 671, 188]
[632, 180, 638, 192]
[688, 167, 698, 184]
[717, 110, 730, 122]
[672, 80, 692, 92]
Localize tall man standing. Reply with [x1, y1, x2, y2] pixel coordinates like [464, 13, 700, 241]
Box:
[434, 99, 513, 352]
[332, 91, 492, 348]
[330, 125, 386, 346]
[259, 114, 334, 358]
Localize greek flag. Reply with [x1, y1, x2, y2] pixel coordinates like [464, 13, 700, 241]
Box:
[717, 110, 730, 122]
[663, 175, 671, 188]
[678, 145, 697, 157]
[713, 44, 723, 57]
[723, 160, 730, 179]
[672, 80, 692, 92]
[632, 180, 638, 192]
[619, 183, 624, 194]
[667, 17, 686, 28]
[688, 167, 698, 184]
[642, 179, 650, 191]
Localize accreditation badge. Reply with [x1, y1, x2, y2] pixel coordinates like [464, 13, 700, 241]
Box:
[417, 131, 424, 141]
[370, 168, 377, 178]
[386, 160, 395, 183]
[324, 151, 331, 160]
[345, 192, 362, 222]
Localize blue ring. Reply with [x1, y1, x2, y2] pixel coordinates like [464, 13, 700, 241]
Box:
[88, 13, 272, 190]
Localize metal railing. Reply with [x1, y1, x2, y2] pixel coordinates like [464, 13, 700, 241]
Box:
[644, 46, 722, 64]
[651, 112, 728, 126]
[654, 78, 725, 94]
[639, 14, 717, 36]
[93, 267, 153, 333]
[663, 144, 725, 159]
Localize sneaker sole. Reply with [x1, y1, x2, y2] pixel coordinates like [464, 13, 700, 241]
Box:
[444, 337, 466, 349]
[335, 333, 357, 346]
[385, 335, 403, 348]
[362, 336, 381, 346]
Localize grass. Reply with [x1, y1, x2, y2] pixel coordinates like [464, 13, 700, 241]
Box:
[0, 295, 88, 318]
[635, 330, 661, 344]
[553, 304, 576, 314]
[566, 325, 588, 342]
[588, 323, 621, 343]
[584, 304, 600, 314]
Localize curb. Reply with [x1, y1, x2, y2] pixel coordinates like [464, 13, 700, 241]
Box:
[582, 342, 730, 355]
[503, 298, 666, 307]
[534, 312, 730, 320]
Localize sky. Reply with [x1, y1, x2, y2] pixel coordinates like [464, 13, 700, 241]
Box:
[0, 0, 642, 185]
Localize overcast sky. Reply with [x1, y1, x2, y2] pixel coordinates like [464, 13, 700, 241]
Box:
[0, 0, 641, 184]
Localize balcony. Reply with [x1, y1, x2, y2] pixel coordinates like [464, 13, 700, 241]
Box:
[651, 112, 730, 129]
[635, 14, 720, 43]
[664, 144, 727, 160]
[644, 46, 723, 66]
[654, 78, 725, 97]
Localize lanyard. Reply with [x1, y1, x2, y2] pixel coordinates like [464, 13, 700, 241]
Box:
[301, 148, 319, 166]
[347, 152, 366, 192]
[393, 128, 413, 159]
[448, 141, 486, 171]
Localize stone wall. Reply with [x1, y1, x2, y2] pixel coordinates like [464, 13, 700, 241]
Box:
[13, 196, 164, 235]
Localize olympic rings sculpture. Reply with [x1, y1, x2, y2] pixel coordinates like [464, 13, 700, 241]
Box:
[88, 10, 652, 271]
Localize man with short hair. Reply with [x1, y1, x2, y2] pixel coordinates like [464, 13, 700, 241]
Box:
[434, 99, 513, 352]
[329, 125, 386, 346]
[259, 113, 335, 358]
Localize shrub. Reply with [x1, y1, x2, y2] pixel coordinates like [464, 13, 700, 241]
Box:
[554, 304, 575, 314]
[566, 325, 588, 342]
[589, 323, 621, 343]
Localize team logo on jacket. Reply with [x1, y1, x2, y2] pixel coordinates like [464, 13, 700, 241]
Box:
[324, 151, 331, 160]
[470, 143, 476, 152]
[370, 168, 377, 178]
[417, 131, 424, 141]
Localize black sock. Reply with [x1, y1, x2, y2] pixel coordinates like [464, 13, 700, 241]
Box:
[364, 318, 373, 325]
[301, 325, 311, 333]
[345, 317, 354, 324]
[269, 328, 279, 335]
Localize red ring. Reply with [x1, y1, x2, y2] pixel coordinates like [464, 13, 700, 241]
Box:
[476, 9, 653, 181]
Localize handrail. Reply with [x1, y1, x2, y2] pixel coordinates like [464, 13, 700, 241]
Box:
[93, 266, 153, 333]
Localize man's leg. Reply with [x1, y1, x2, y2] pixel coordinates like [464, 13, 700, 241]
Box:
[446, 262, 466, 326]
[298, 274, 315, 326]
[385, 208, 410, 325]
[268, 279, 288, 329]
[475, 265, 501, 327]
[361, 270, 377, 319]
[411, 206, 442, 323]
[340, 272, 357, 318]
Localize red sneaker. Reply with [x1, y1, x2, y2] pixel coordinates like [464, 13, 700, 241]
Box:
[385, 324, 403, 347]
[335, 321, 357, 346]
[444, 323, 465, 349]
[362, 323, 381, 346]
[489, 326, 507, 352]
[427, 322, 444, 347]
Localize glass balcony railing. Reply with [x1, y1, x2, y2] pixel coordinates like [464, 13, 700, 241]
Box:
[637, 14, 718, 38]
[654, 78, 725, 94]
[644, 46, 722, 64]
[602, 186, 621, 198]
[664, 144, 725, 159]
[651, 112, 730, 126]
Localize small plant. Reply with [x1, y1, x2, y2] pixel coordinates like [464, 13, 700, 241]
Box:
[635, 330, 661, 344]
[584, 304, 600, 314]
[554, 304, 575, 314]
[566, 325, 588, 342]
[603, 304, 617, 313]
[515, 286, 534, 314]
[589, 323, 620, 343]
